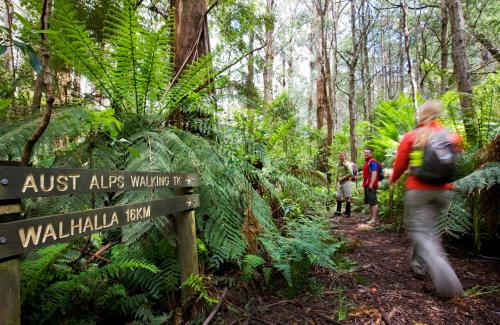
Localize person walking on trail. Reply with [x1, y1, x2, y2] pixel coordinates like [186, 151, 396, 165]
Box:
[362, 148, 379, 224]
[335, 152, 354, 217]
[390, 100, 464, 299]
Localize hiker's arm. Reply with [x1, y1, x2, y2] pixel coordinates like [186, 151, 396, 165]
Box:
[369, 170, 377, 188]
[391, 133, 412, 183]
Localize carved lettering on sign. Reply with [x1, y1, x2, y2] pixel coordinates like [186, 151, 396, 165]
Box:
[21, 173, 81, 194]
[18, 226, 43, 248]
[15, 211, 123, 249]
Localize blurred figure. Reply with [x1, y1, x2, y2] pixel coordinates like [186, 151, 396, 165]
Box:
[335, 152, 353, 217]
[362, 148, 379, 224]
[390, 100, 463, 299]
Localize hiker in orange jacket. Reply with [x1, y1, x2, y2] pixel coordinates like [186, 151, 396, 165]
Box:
[390, 100, 463, 299]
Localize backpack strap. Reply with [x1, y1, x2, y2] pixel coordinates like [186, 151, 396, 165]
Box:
[368, 158, 378, 170]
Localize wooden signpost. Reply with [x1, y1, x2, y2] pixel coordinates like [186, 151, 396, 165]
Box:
[0, 164, 201, 324]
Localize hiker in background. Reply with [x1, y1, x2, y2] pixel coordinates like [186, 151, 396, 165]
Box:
[362, 148, 380, 224]
[390, 100, 463, 299]
[335, 152, 354, 217]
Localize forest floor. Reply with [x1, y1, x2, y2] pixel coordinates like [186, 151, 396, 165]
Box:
[217, 214, 500, 324]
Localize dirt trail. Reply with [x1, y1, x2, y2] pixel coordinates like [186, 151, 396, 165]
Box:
[335, 214, 500, 325]
[218, 214, 500, 324]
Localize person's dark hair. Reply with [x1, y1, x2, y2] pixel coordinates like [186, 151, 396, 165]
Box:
[364, 147, 373, 153]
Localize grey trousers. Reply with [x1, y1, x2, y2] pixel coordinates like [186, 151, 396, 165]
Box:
[405, 189, 464, 299]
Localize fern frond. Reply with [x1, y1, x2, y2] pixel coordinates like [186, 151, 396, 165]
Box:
[437, 192, 472, 237]
[241, 254, 265, 281]
[454, 162, 500, 195]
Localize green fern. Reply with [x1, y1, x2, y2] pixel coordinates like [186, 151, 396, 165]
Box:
[453, 162, 500, 194]
[437, 162, 500, 238]
[241, 254, 265, 281]
[437, 192, 472, 238]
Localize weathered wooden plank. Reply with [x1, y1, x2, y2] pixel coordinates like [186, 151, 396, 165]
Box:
[0, 166, 200, 200]
[175, 187, 199, 301]
[0, 258, 20, 325]
[0, 191, 21, 324]
[0, 194, 199, 259]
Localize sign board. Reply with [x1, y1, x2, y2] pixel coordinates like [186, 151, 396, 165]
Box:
[0, 166, 200, 200]
[0, 194, 199, 259]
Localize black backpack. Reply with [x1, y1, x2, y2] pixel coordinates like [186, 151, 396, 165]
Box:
[410, 129, 457, 184]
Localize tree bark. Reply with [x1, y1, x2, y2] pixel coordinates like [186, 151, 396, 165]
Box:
[171, 0, 211, 126]
[4, 0, 16, 111]
[263, 0, 275, 103]
[21, 0, 54, 165]
[348, 0, 359, 163]
[330, 1, 342, 133]
[399, 16, 404, 95]
[401, 0, 418, 114]
[31, 73, 44, 112]
[472, 31, 500, 65]
[361, 0, 368, 120]
[440, 0, 449, 94]
[172, 0, 210, 74]
[447, 0, 478, 145]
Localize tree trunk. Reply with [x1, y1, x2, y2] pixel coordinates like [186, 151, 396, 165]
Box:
[324, 53, 334, 141]
[440, 0, 449, 94]
[31, 73, 44, 113]
[472, 31, 500, 65]
[330, 1, 341, 133]
[246, 31, 255, 90]
[360, 0, 368, 120]
[348, 0, 359, 163]
[316, 57, 326, 130]
[21, 0, 54, 165]
[263, 0, 275, 103]
[399, 16, 404, 95]
[4, 0, 16, 111]
[71, 72, 81, 98]
[447, 0, 478, 145]
[172, 0, 210, 74]
[171, 0, 210, 126]
[401, 0, 418, 114]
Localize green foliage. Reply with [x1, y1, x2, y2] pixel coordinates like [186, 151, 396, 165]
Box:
[436, 192, 472, 238]
[454, 162, 500, 195]
[464, 285, 500, 298]
[260, 217, 342, 293]
[50, 0, 215, 118]
[437, 161, 500, 247]
[20, 241, 164, 324]
[365, 95, 416, 165]
[181, 274, 218, 304]
[241, 254, 265, 281]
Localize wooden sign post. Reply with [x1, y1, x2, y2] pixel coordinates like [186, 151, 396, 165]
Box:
[176, 187, 200, 300]
[0, 203, 21, 325]
[0, 164, 201, 321]
[0, 162, 21, 325]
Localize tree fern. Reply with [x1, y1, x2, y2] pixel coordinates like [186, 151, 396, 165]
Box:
[437, 163, 500, 237]
[437, 192, 472, 237]
[453, 162, 500, 194]
[241, 254, 265, 281]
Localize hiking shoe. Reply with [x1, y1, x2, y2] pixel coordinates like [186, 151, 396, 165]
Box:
[343, 213, 351, 218]
[334, 211, 341, 216]
[366, 219, 376, 225]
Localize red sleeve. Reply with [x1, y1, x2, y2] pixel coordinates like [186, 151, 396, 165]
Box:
[391, 132, 413, 183]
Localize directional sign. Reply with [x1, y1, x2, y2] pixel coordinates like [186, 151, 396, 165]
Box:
[0, 166, 200, 200]
[0, 194, 199, 259]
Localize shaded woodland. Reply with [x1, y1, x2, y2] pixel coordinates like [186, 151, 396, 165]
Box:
[0, 0, 498, 323]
